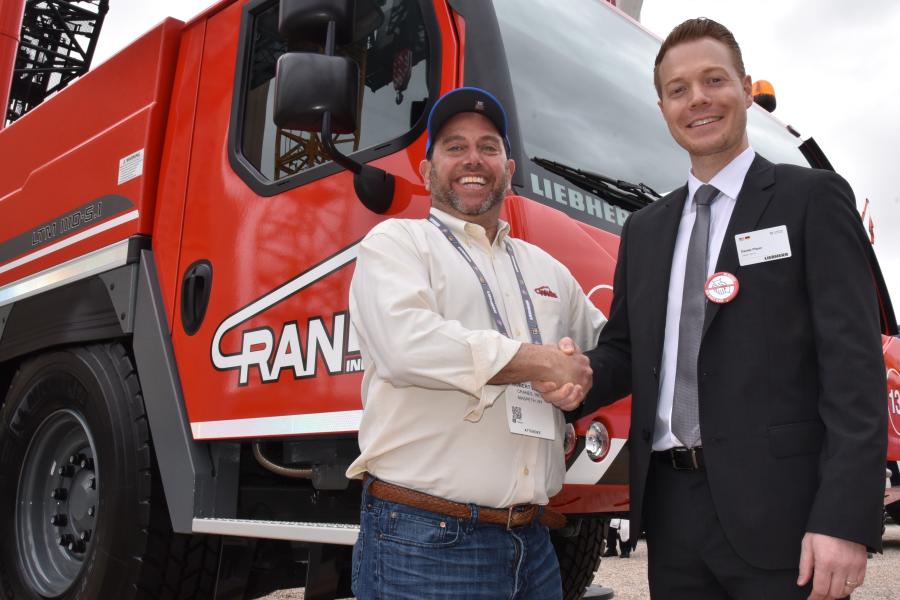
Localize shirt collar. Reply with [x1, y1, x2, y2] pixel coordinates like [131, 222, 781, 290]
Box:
[429, 206, 510, 245]
[686, 146, 755, 206]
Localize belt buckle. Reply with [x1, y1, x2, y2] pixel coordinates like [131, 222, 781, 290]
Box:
[506, 505, 538, 530]
[671, 447, 700, 470]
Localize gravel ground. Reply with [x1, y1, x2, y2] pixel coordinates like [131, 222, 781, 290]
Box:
[593, 523, 900, 599]
[264, 523, 900, 599]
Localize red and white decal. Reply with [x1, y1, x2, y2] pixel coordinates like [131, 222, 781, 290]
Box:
[191, 409, 363, 440]
[211, 242, 362, 386]
[888, 367, 900, 436]
[0, 195, 138, 275]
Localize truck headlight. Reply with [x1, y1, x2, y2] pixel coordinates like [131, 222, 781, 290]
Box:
[585, 421, 610, 462]
[563, 423, 576, 457]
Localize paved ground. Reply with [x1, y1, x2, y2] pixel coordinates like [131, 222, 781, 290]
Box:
[264, 523, 900, 599]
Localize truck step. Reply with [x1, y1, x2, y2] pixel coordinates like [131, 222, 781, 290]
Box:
[192, 517, 359, 545]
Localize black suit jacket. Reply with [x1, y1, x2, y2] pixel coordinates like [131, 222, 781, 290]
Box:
[583, 155, 887, 569]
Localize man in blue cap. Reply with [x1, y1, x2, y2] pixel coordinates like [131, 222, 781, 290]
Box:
[346, 87, 605, 599]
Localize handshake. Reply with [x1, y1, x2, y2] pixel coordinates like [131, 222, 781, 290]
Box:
[490, 337, 593, 411]
[532, 337, 593, 412]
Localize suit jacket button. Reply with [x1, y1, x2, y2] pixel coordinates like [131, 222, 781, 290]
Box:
[651, 367, 659, 378]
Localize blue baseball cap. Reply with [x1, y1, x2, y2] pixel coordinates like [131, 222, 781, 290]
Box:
[425, 87, 511, 158]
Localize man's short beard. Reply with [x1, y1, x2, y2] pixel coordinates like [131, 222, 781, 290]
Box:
[430, 167, 510, 216]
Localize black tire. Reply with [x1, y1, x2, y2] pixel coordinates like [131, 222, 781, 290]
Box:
[0, 343, 218, 599]
[887, 501, 900, 526]
[553, 517, 607, 600]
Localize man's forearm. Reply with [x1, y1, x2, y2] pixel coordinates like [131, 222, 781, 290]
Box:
[488, 343, 554, 384]
[488, 343, 591, 390]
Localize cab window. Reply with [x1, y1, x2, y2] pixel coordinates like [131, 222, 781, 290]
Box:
[236, 0, 432, 185]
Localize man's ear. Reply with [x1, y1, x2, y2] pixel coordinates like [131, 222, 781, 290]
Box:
[419, 159, 432, 191]
[742, 75, 753, 108]
[506, 159, 516, 189]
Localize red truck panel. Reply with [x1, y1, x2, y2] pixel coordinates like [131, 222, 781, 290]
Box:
[0, 18, 182, 285]
[886, 335, 900, 461]
[153, 20, 208, 327]
[0, 0, 24, 125]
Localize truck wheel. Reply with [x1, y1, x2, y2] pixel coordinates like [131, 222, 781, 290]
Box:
[552, 517, 607, 600]
[887, 502, 900, 525]
[0, 344, 218, 599]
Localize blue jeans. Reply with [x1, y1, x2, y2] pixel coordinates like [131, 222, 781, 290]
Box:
[351, 480, 562, 599]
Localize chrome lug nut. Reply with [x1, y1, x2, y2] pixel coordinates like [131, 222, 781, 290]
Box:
[79, 457, 94, 470]
[67, 539, 86, 553]
[57, 534, 74, 547]
[50, 514, 68, 527]
[50, 487, 68, 501]
[87, 506, 95, 517]
[57, 465, 75, 477]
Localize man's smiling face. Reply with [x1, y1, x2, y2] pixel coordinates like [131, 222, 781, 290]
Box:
[420, 112, 515, 220]
[657, 37, 753, 177]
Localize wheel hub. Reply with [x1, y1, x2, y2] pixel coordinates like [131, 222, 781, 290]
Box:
[16, 409, 100, 597]
[67, 465, 99, 531]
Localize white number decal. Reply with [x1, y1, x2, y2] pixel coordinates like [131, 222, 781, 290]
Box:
[890, 388, 900, 415]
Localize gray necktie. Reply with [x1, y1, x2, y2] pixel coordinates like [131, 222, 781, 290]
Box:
[671, 184, 720, 448]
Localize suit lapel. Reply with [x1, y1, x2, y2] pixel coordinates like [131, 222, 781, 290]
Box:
[645, 186, 688, 368]
[702, 154, 776, 338]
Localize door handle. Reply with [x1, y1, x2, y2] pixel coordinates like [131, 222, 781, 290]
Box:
[181, 260, 213, 336]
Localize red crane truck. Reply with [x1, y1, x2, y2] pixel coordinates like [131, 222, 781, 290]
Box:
[0, 0, 897, 598]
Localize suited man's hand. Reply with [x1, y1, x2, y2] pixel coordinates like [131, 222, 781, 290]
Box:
[798, 532, 866, 600]
[533, 381, 583, 411]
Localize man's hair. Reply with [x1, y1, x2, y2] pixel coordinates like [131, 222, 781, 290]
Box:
[653, 18, 745, 97]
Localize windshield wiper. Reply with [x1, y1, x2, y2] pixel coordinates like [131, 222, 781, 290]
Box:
[530, 156, 661, 211]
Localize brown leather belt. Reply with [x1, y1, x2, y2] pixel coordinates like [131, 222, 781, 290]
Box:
[364, 475, 567, 530]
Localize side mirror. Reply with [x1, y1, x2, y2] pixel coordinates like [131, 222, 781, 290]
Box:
[273, 53, 358, 133]
[272, 1, 394, 214]
[279, 0, 353, 45]
[279, 0, 383, 46]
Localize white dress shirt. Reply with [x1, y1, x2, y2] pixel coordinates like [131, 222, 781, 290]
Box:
[346, 207, 605, 508]
[653, 147, 756, 451]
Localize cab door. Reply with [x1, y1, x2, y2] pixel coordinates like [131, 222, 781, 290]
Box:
[170, 0, 445, 440]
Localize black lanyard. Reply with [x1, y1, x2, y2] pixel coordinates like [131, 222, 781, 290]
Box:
[429, 215, 543, 345]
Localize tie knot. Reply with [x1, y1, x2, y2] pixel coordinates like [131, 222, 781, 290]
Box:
[694, 184, 719, 207]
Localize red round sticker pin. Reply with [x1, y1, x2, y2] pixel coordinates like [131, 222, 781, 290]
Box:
[704, 272, 739, 304]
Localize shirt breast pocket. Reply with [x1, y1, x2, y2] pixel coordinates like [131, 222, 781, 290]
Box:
[533, 295, 564, 342]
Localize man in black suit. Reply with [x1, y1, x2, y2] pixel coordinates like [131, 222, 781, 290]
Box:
[544, 18, 888, 600]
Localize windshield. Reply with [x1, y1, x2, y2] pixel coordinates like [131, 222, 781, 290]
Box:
[493, 0, 810, 233]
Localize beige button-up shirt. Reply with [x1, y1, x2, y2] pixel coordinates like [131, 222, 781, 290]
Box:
[346, 207, 604, 508]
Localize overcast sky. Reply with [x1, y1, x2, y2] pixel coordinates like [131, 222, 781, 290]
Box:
[92, 0, 900, 305]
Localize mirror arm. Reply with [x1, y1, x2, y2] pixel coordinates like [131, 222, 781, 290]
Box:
[324, 19, 336, 55]
[321, 111, 361, 175]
